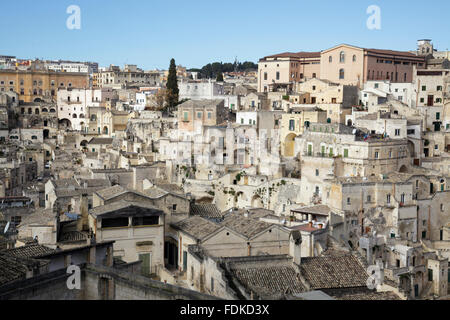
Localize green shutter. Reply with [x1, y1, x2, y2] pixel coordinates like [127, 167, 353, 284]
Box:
[344, 149, 349, 158]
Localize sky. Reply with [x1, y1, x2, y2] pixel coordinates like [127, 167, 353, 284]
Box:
[1, 0, 449, 70]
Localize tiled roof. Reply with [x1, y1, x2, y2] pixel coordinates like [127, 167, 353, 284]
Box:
[144, 187, 168, 199]
[89, 200, 162, 218]
[172, 216, 221, 241]
[190, 204, 223, 219]
[221, 255, 307, 299]
[261, 52, 321, 60]
[52, 178, 79, 189]
[156, 183, 186, 196]
[332, 289, 401, 300]
[220, 214, 272, 239]
[59, 231, 88, 243]
[1, 243, 56, 259]
[230, 265, 306, 299]
[95, 185, 127, 200]
[291, 205, 331, 216]
[366, 48, 423, 59]
[300, 254, 368, 289]
[0, 253, 49, 286]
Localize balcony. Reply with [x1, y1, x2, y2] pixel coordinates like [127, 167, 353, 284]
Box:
[303, 152, 335, 158]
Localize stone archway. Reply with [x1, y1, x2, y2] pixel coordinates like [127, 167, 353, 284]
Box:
[284, 133, 297, 157]
[59, 118, 72, 130]
[347, 119, 353, 127]
[399, 165, 408, 173]
[251, 195, 264, 208]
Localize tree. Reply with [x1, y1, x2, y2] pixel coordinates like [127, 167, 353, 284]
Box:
[148, 88, 167, 111]
[166, 58, 179, 111]
[216, 72, 224, 82]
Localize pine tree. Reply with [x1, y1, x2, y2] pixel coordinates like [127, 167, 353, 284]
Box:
[166, 58, 179, 111]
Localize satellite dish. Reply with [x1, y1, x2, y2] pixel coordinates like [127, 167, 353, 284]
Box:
[4, 221, 10, 234]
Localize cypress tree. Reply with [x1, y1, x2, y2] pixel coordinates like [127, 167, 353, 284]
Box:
[216, 72, 224, 82]
[166, 58, 179, 111]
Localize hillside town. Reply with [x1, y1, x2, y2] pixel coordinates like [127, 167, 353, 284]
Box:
[0, 39, 449, 301]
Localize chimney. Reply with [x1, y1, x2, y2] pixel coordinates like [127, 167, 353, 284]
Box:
[290, 231, 302, 266]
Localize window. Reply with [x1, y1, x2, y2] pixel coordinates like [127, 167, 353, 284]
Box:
[207, 112, 212, 119]
[315, 169, 319, 176]
[339, 51, 345, 63]
[347, 197, 351, 205]
[276, 72, 280, 80]
[197, 112, 202, 119]
[401, 194, 405, 203]
[374, 151, 379, 159]
[264, 72, 267, 80]
[367, 195, 371, 202]
[352, 55, 356, 62]
[437, 86, 442, 91]
[102, 217, 129, 228]
[436, 112, 440, 120]
[183, 111, 188, 121]
[343, 149, 349, 158]
[339, 69, 345, 80]
[395, 129, 400, 136]
[132, 216, 159, 226]
[387, 194, 391, 204]
[422, 86, 426, 91]
[329, 56, 332, 63]
[289, 120, 295, 131]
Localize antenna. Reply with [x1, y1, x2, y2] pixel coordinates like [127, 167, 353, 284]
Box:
[3, 221, 10, 234]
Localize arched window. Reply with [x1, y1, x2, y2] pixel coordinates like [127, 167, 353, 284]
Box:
[352, 55, 356, 62]
[340, 51, 345, 63]
[50, 108, 56, 113]
[42, 108, 48, 113]
[339, 69, 345, 80]
[72, 114, 78, 118]
[79, 114, 84, 119]
[329, 56, 332, 63]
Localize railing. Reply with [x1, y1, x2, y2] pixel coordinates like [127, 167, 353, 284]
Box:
[303, 152, 335, 158]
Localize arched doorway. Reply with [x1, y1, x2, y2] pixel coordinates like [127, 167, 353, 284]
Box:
[284, 133, 297, 157]
[251, 195, 264, 208]
[58, 118, 72, 130]
[347, 119, 353, 127]
[399, 165, 408, 173]
[103, 126, 109, 135]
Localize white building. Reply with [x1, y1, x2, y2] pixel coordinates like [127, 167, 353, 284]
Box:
[57, 88, 113, 131]
[362, 80, 417, 107]
[179, 80, 239, 110]
[236, 111, 257, 126]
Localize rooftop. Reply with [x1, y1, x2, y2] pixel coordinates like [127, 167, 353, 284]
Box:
[172, 216, 221, 241]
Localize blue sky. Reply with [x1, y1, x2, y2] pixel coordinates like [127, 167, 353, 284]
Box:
[1, 0, 449, 70]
